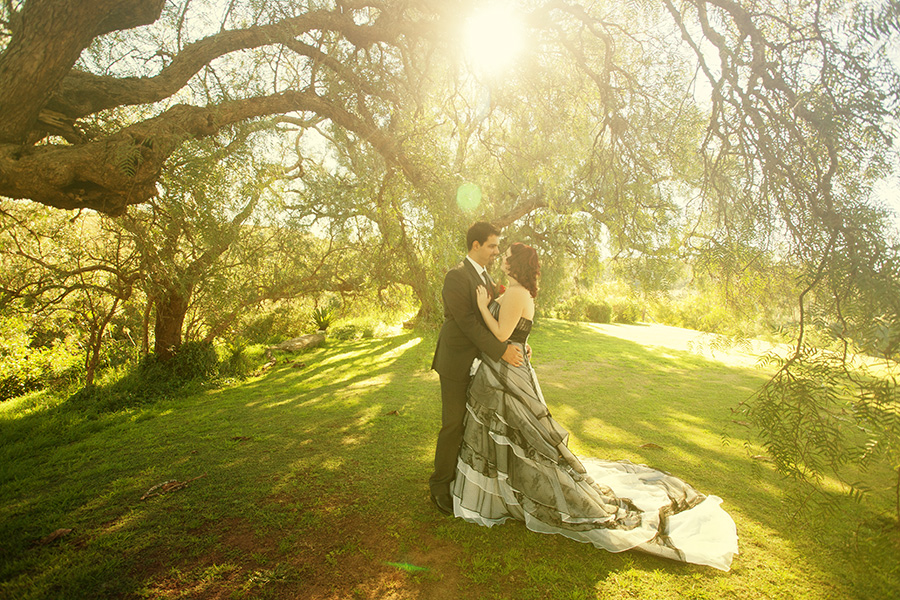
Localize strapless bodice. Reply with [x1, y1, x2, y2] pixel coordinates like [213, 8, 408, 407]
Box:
[489, 301, 532, 344]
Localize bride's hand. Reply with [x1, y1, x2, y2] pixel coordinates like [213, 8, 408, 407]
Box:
[475, 285, 489, 309]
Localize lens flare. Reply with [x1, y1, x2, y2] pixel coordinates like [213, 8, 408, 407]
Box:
[456, 182, 482, 212]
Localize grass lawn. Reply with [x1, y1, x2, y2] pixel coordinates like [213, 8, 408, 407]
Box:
[1, 319, 898, 599]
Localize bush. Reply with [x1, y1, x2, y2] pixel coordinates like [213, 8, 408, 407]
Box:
[311, 307, 335, 331]
[329, 323, 359, 340]
[0, 315, 81, 401]
[585, 301, 612, 324]
[239, 303, 315, 344]
[241, 312, 277, 343]
[218, 337, 254, 379]
[554, 294, 593, 321]
[169, 340, 219, 381]
[67, 341, 221, 414]
[0, 375, 42, 402]
[555, 295, 618, 324]
[612, 301, 641, 324]
[652, 295, 734, 334]
[327, 317, 387, 341]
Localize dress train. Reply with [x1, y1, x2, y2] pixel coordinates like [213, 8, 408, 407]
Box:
[451, 314, 738, 571]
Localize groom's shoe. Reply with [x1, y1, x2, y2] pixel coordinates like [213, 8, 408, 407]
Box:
[430, 492, 453, 515]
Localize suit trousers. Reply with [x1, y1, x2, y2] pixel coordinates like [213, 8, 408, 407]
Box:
[429, 374, 471, 497]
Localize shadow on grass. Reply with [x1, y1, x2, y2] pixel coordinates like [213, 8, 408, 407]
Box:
[0, 332, 439, 599]
[1, 325, 897, 599]
[529, 320, 898, 597]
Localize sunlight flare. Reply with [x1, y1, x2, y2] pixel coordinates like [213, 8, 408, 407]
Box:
[463, 3, 526, 76]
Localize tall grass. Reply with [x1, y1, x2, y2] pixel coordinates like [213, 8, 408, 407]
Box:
[1, 320, 897, 599]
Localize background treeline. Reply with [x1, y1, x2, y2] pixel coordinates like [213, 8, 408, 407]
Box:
[0, 188, 823, 403]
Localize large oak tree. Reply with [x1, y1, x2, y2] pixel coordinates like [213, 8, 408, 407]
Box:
[0, 0, 424, 215]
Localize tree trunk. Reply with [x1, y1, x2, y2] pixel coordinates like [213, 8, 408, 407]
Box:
[83, 297, 120, 386]
[141, 297, 153, 356]
[154, 287, 191, 361]
[84, 328, 100, 387]
[408, 279, 442, 328]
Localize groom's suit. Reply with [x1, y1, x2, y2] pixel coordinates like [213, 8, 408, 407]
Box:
[430, 258, 508, 498]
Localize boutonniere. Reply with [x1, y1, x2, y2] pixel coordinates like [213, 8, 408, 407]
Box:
[495, 283, 506, 295]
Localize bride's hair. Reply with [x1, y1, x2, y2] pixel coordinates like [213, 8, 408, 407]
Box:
[507, 243, 540, 298]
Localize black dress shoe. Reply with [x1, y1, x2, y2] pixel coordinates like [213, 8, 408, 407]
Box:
[430, 492, 453, 515]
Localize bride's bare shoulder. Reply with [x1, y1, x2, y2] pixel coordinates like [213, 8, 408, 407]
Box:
[500, 285, 532, 310]
[506, 285, 531, 299]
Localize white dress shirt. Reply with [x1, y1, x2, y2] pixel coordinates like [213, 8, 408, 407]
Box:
[465, 255, 489, 286]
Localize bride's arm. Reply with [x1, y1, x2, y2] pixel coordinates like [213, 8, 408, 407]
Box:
[476, 286, 527, 342]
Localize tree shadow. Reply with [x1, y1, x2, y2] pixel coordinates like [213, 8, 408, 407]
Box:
[2, 325, 897, 599]
[526, 320, 897, 597]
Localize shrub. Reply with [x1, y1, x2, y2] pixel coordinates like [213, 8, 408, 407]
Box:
[0, 315, 81, 401]
[242, 312, 277, 343]
[170, 341, 219, 381]
[585, 301, 612, 324]
[218, 337, 255, 379]
[0, 375, 42, 402]
[554, 294, 593, 321]
[68, 358, 170, 413]
[63, 340, 222, 414]
[311, 307, 335, 331]
[329, 323, 359, 340]
[612, 301, 640, 324]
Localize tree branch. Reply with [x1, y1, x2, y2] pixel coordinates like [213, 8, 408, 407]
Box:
[0, 88, 419, 214]
[47, 9, 405, 120]
[0, 0, 164, 144]
[493, 194, 549, 229]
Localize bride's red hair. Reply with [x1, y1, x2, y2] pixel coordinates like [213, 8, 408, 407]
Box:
[507, 243, 540, 298]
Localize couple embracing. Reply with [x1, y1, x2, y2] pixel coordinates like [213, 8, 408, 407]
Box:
[428, 222, 739, 571]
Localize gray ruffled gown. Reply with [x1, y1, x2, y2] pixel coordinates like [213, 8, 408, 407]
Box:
[451, 302, 739, 571]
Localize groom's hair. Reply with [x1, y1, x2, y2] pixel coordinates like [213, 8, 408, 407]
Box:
[467, 221, 501, 250]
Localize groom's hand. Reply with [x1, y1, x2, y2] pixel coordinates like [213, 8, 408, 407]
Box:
[501, 344, 523, 367]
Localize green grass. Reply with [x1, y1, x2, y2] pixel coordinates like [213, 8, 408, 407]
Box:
[1, 319, 898, 599]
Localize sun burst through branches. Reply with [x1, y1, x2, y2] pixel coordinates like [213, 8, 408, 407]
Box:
[463, 3, 526, 76]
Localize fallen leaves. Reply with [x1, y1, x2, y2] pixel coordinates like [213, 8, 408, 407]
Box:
[140, 474, 207, 500]
[36, 528, 72, 546]
[639, 442, 664, 449]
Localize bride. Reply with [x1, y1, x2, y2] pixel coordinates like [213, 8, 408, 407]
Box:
[451, 242, 739, 571]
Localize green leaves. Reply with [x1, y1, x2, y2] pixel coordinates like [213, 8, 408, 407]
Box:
[311, 306, 334, 331]
[743, 344, 900, 524]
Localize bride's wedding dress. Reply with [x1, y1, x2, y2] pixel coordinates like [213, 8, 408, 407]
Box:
[452, 302, 739, 571]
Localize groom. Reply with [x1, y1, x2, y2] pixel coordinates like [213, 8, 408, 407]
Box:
[429, 221, 523, 515]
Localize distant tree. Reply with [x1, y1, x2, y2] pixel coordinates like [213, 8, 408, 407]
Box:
[0, 204, 139, 384]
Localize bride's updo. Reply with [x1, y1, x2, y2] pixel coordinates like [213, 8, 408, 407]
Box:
[507, 243, 540, 298]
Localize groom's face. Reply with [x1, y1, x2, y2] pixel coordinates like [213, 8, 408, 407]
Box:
[471, 234, 500, 268]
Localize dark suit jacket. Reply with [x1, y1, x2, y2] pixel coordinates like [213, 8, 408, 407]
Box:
[432, 259, 507, 380]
